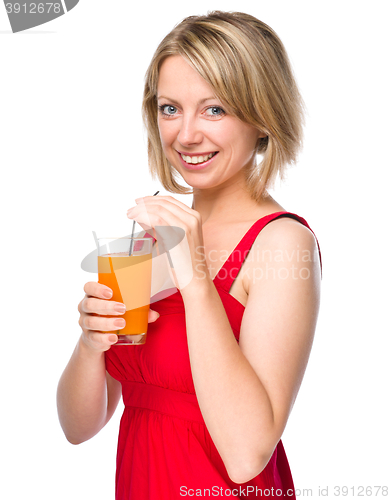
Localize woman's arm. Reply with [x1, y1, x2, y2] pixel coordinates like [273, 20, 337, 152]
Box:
[57, 281, 159, 444]
[182, 218, 321, 484]
[57, 335, 122, 445]
[127, 196, 321, 484]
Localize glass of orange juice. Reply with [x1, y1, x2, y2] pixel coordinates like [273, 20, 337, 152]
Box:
[97, 236, 153, 345]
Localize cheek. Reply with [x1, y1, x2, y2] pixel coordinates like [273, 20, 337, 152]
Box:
[233, 127, 260, 156]
[215, 128, 252, 156]
[158, 120, 175, 151]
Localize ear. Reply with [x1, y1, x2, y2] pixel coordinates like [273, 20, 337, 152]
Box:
[258, 130, 268, 139]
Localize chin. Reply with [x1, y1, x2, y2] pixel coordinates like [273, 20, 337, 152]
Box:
[177, 173, 220, 190]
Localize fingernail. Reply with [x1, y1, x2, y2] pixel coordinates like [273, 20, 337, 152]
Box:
[114, 319, 126, 328]
[114, 303, 126, 313]
[103, 289, 113, 299]
[108, 335, 118, 343]
[135, 198, 142, 203]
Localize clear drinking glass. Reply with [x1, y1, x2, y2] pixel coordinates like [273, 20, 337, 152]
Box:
[97, 236, 153, 345]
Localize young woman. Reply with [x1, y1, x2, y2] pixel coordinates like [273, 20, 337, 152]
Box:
[57, 11, 321, 499]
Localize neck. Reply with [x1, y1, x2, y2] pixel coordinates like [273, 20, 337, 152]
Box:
[191, 176, 267, 226]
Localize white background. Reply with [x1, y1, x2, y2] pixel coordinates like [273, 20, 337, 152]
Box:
[1, 1, 389, 498]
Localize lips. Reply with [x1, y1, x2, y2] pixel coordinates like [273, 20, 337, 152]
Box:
[176, 150, 219, 169]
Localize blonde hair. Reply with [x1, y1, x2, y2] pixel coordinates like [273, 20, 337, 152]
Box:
[142, 11, 305, 200]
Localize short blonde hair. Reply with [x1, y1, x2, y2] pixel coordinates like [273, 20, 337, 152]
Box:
[142, 11, 305, 200]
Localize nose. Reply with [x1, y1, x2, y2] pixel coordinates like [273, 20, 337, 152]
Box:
[177, 115, 203, 147]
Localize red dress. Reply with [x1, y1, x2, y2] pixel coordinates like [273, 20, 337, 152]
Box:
[105, 212, 321, 499]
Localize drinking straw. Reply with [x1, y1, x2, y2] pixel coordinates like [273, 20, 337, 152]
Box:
[129, 191, 160, 256]
[92, 231, 99, 248]
[151, 192, 182, 290]
[148, 191, 174, 268]
[149, 192, 175, 278]
[129, 190, 179, 289]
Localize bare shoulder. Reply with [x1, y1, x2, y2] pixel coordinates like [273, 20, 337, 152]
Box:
[258, 216, 317, 249]
[241, 216, 321, 294]
[253, 216, 320, 267]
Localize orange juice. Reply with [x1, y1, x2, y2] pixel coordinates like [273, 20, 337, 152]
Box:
[98, 252, 152, 337]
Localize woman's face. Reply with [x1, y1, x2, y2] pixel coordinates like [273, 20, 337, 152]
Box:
[157, 56, 264, 192]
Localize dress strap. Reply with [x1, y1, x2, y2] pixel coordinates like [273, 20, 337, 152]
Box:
[213, 212, 322, 293]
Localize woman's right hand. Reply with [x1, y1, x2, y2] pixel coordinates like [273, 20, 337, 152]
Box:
[78, 282, 160, 353]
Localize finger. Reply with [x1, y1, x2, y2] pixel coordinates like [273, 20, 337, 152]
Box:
[128, 202, 194, 230]
[127, 204, 171, 229]
[82, 331, 118, 351]
[84, 281, 113, 299]
[129, 196, 199, 223]
[148, 309, 160, 323]
[82, 315, 126, 333]
[82, 297, 126, 316]
[144, 197, 201, 226]
[134, 196, 196, 217]
[127, 207, 185, 253]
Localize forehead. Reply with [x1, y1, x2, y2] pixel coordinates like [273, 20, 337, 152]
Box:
[157, 56, 217, 101]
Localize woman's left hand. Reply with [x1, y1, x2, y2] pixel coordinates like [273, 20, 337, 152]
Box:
[127, 196, 207, 290]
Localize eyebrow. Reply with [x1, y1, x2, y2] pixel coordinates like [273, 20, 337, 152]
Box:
[157, 96, 218, 106]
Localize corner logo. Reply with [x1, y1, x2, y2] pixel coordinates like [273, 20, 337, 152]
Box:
[4, 1, 79, 33]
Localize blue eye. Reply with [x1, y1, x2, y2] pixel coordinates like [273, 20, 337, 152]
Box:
[205, 106, 225, 117]
[159, 105, 177, 116]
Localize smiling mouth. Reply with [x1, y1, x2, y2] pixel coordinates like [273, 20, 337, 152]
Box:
[179, 152, 218, 165]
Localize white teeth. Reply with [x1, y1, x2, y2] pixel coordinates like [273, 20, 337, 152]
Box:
[181, 153, 215, 164]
